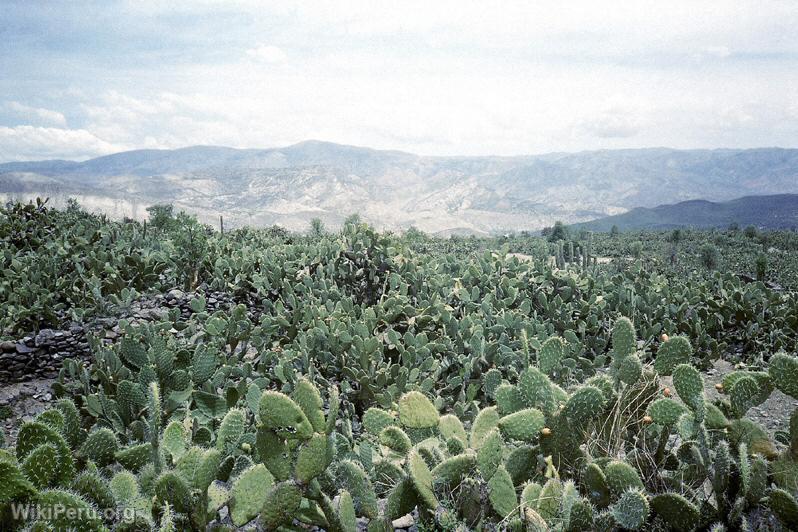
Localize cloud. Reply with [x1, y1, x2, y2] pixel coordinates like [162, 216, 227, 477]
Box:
[245, 45, 287, 63]
[5, 101, 67, 126]
[0, 125, 124, 161]
[2, 1, 798, 159]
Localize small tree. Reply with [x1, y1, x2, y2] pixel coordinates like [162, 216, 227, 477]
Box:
[547, 221, 569, 242]
[755, 253, 768, 281]
[610, 225, 620, 237]
[309, 218, 325, 237]
[744, 225, 758, 239]
[630, 241, 643, 259]
[147, 204, 175, 233]
[699, 243, 720, 270]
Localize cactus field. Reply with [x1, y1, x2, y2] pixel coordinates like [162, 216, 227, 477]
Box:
[1, 200, 798, 531]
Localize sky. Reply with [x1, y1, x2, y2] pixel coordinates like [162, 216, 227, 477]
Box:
[1, 0, 797, 161]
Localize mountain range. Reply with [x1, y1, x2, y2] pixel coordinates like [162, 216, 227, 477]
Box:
[1, 141, 798, 234]
[572, 194, 798, 232]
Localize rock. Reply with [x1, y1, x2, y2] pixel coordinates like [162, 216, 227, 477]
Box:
[393, 514, 415, 528]
[167, 289, 185, 300]
[15, 344, 36, 354]
[0, 341, 16, 352]
[105, 330, 118, 340]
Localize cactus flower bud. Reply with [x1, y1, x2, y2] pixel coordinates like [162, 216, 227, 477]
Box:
[663, 387, 672, 397]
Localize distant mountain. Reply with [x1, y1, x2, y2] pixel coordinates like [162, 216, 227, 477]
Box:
[572, 194, 798, 232]
[2, 141, 798, 233]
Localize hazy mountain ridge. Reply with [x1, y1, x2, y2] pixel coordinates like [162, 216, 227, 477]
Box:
[2, 141, 797, 233]
[572, 194, 798, 232]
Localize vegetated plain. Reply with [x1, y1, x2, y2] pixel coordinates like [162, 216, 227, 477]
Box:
[1, 199, 798, 530]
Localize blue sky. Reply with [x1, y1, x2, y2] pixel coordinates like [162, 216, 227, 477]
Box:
[1, 0, 797, 161]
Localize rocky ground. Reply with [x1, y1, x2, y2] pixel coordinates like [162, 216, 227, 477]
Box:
[660, 358, 797, 437]
[0, 378, 57, 447]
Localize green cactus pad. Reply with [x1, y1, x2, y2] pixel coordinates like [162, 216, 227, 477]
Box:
[569, 497, 596, 531]
[379, 425, 412, 455]
[604, 461, 644, 495]
[584, 462, 611, 508]
[612, 317, 637, 358]
[154, 471, 192, 513]
[487, 465, 518, 519]
[477, 428, 503, 479]
[432, 453, 476, 487]
[115, 443, 152, 472]
[80, 427, 119, 467]
[295, 433, 331, 483]
[259, 391, 313, 440]
[230, 464, 273, 526]
[647, 398, 687, 426]
[110, 470, 139, 505]
[362, 407, 396, 436]
[216, 408, 246, 452]
[386, 477, 418, 520]
[16, 421, 75, 485]
[505, 445, 536, 485]
[470, 406, 500, 449]
[483, 368, 503, 398]
[769, 353, 798, 399]
[617, 354, 643, 385]
[337, 459, 379, 518]
[36, 409, 65, 432]
[654, 336, 691, 376]
[539, 336, 566, 375]
[176, 446, 222, 491]
[54, 399, 84, 450]
[407, 449, 438, 509]
[495, 383, 525, 415]
[536, 478, 563, 520]
[398, 391, 439, 429]
[260, 480, 303, 529]
[438, 414, 467, 443]
[521, 481, 542, 511]
[498, 408, 546, 442]
[292, 378, 326, 433]
[326, 385, 340, 435]
[36, 489, 105, 531]
[71, 471, 115, 510]
[561, 385, 607, 429]
[22, 443, 58, 488]
[650, 492, 700, 531]
[337, 489, 358, 532]
[0, 460, 36, 503]
[769, 488, 798, 529]
[729, 375, 760, 418]
[610, 488, 649, 530]
[672, 364, 703, 412]
[255, 427, 292, 481]
[519, 366, 554, 412]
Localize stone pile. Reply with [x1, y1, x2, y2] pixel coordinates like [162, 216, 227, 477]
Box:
[0, 326, 89, 382]
[0, 287, 243, 384]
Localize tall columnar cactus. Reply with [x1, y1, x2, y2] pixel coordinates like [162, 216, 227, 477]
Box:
[148, 381, 162, 474]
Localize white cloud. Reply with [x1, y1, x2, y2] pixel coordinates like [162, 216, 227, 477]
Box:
[245, 45, 287, 63]
[3, 1, 798, 159]
[5, 101, 67, 127]
[0, 125, 124, 161]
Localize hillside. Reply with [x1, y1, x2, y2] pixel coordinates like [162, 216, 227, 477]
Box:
[2, 142, 798, 233]
[573, 194, 798, 232]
